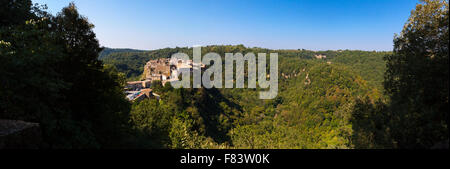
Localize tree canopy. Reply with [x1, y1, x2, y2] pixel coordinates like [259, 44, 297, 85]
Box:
[1, 1, 131, 148]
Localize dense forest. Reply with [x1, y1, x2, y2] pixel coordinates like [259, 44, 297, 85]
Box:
[0, 0, 448, 149]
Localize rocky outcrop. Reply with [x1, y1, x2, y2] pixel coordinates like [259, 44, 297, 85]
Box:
[0, 119, 42, 149]
[314, 54, 327, 59]
[304, 73, 311, 85]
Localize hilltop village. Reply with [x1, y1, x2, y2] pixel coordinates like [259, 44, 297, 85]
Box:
[124, 58, 205, 101]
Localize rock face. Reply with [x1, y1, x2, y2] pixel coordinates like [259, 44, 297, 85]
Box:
[314, 54, 327, 59]
[0, 119, 42, 149]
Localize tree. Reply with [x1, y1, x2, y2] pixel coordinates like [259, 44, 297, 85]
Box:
[130, 99, 173, 148]
[169, 117, 223, 149]
[383, 0, 448, 148]
[45, 3, 132, 148]
[0, 0, 34, 26]
[1, 1, 66, 123]
[1, 2, 131, 148]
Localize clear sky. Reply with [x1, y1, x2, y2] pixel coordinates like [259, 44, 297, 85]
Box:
[32, 0, 418, 51]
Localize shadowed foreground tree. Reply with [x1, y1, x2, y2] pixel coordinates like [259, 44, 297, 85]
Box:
[0, 0, 34, 26]
[0, 1, 131, 148]
[352, 0, 448, 148]
[384, 0, 448, 148]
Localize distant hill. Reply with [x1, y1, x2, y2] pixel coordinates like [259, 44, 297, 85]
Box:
[99, 47, 148, 59]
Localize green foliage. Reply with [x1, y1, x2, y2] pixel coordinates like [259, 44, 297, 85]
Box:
[1, 1, 131, 148]
[169, 117, 224, 149]
[386, 0, 449, 148]
[99, 48, 147, 59]
[227, 59, 366, 149]
[129, 99, 173, 148]
[0, 0, 34, 26]
[350, 97, 391, 149]
[330, 50, 390, 90]
[128, 87, 231, 149]
[352, 0, 449, 149]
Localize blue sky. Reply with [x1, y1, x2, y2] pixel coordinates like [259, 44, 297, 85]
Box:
[32, 0, 418, 51]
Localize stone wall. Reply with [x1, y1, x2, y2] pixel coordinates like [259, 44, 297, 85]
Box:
[0, 119, 42, 149]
